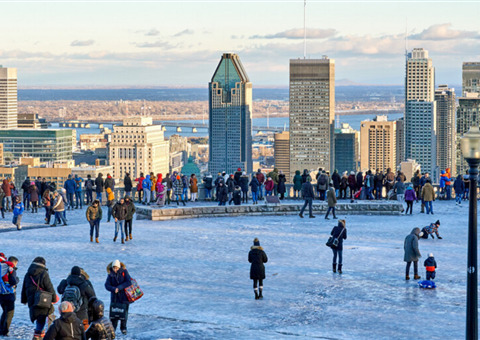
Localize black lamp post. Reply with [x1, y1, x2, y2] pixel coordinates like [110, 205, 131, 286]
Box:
[460, 126, 480, 340]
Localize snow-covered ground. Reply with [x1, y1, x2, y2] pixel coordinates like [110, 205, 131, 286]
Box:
[0, 200, 472, 339]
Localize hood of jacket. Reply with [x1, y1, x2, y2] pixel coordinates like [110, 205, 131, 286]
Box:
[250, 245, 264, 251]
[66, 274, 87, 288]
[27, 262, 47, 277]
[60, 312, 77, 323]
[106, 261, 126, 274]
[91, 299, 105, 320]
[410, 227, 421, 236]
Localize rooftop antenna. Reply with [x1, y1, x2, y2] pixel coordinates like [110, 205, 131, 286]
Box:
[303, 0, 307, 59]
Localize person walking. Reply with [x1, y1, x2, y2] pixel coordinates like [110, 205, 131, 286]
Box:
[325, 183, 337, 220]
[0, 255, 19, 336]
[299, 177, 315, 218]
[189, 174, 198, 202]
[57, 266, 96, 330]
[21, 257, 58, 340]
[123, 173, 133, 198]
[421, 178, 435, 215]
[124, 197, 136, 241]
[2, 179, 12, 213]
[94, 173, 104, 204]
[330, 220, 347, 273]
[51, 191, 67, 227]
[86, 200, 102, 243]
[105, 260, 132, 335]
[42, 189, 52, 225]
[112, 198, 128, 244]
[12, 196, 24, 230]
[84, 175, 94, 205]
[404, 185, 417, 215]
[248, 238, 268, 300]
[404, 227, 422, 280]
[43, 301, 86, 340]
[85, 299, 115, 340]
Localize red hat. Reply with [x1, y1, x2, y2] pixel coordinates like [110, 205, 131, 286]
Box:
[176, 175, 180, 180]
[237, 168, 241, 171]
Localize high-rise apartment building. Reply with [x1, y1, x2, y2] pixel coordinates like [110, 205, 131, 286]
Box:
[360, 116, 396, 172]
[274, 131, 290, 177]
[0, 67, 18, 129]
[456, 94, 480, 175]
[395, 117, 404, 168]
[435, 85, 456, 173]
[108, 117, 169, 179]
[404, 48, 437, 178]
[289, 57, 335, 174]
[334, 123, 359, 175]
[208, 53, 252, 175]
[462, 62, 480, 95]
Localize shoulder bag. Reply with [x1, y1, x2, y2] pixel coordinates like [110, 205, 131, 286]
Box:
[326, 228, 346, 249]
[31, 273, 53, 309]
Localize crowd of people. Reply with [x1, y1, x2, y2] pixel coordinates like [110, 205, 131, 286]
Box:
[0, 254, 132, 339]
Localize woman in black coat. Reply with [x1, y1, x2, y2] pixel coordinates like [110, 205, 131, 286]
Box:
[330, 220, 347, 274]
[105, 260, 132, 335]
[277, 172, 286, 200]
[217, 181, 228, 206]
[248, 238, 268, 300]
[21, 257, 58, 339]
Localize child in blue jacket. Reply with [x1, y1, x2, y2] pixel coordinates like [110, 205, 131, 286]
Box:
[424, 253, 437, 280]
[12, 197, 24, 230]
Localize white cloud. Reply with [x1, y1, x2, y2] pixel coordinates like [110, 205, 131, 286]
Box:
[173, 29, 194, 37]
[251, 28, 336, 40]
[145, 29, 160, 36]
[409, 23, 480, 41]
[70, 40, 95, 47]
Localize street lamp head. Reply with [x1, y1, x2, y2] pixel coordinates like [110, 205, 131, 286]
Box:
[461, 126, 480, 161]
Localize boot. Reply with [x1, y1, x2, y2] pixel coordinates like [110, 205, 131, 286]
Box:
[309, 215, 315, 218]
[121, 238, 125, 244]
[299, 213, 304, 218]
[125, 236, 128, 242]
[332, 263, 337, 273]
[420, 203, 425, 213]
[95, 238, 99, 243]
[338, 264, 343, 274]
[258, 288, 263, 299]
[254, 290, 259, 300]
[414, 274, 421, 280]
[90, 236, 93, 242]
[129, 234, 132, 240]
[113, 236, 117, 242]
[405, 275, 410, 280]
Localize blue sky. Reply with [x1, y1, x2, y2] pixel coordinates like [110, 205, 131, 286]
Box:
[1, 1, 479, 87]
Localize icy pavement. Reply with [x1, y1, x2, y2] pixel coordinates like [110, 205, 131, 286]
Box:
[0, 201, 473, 339]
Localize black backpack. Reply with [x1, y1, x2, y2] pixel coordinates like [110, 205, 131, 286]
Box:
[318, 175, 327, 186]
[61, 284, 83, 312]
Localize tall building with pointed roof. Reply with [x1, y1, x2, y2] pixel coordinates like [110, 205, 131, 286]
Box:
[208, 53, 252, 175]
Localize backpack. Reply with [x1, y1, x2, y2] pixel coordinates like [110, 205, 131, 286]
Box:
[86, 180, 93, 190]
[318, 175, 327, 186]
[61, 284, 83, 312]
[0, 264, 14, 295]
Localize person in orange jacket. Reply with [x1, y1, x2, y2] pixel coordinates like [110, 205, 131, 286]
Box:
[445, 168, 453, 200]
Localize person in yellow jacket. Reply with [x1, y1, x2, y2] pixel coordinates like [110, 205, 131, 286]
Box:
[150, 172, 157, 203]
[106, 187, 115, 222]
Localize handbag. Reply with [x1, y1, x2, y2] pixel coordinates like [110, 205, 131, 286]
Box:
[109, 301, 128, 320]
[326, 228, 345, 249]
[124, 278, 143, 303]
[31, 274, 53, 309]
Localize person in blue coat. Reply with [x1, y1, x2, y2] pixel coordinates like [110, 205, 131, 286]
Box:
[64, 175, 76, 210]
[105, 260, 132, 335]
[12, 197, 24, 230]
[330, 220, 347, 274]
[141, 175, 152, 205]
[74, 174, 83, 209]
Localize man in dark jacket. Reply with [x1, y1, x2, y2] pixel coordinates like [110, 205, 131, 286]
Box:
[95, 174, 104, 204]
[123, 173, 133, 198]
[112, 198, 128, 244]
[299, 177, 315, 218]
[22, 177, 31, 211]
[217, 181, 228, 206]
[248, 238, 268, 300]
[234, 168, 242, 186]
[64, 175, 76, 210]
[105, 260, 132, 335]
[453, 174, 465, 205]
[85, 175, 95, 206]
[203, 173, 214, 201]
[44, 301, 86, 340]
[374, 170, 384, 200]
[124, 197, 136, 241]
[85, 299, 115, 340]
[21, 257, 57, 340]
[0, 256, 19, 336]
[239, 172, 249, 203]
[57, 266, 96, 330]
[104, 174, 115, 192]
[404, 227, 422, 280]
[331, 170, 341, 197]
[255, 169, 265, 199]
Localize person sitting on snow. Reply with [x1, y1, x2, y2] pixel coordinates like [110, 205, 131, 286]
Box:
[420, 220, 442, 239]
[424, 253, 437, 281]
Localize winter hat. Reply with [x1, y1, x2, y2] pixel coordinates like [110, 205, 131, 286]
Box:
[435, 220, 440, 226]
[242, 171, 246, 175]
[71, 266, 81, 276]
[237, 168, 241, 171]
[350, 171, 355, 175]
[112, 260, 121, 268]
[176, 175, 180, 180]
[253, 238, 260, 246]
[59, 301, 74, 313]
[429, 253, 434, 258]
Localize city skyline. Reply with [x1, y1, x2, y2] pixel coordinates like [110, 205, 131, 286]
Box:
[1, 1, 479, 86]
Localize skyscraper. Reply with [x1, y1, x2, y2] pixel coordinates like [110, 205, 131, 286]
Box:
[404, 48, 437, 178]
[274, 131, 290, 178]
[462, 62, 480, 95]
[360, 116, 396, 173]
[208, 53, 252, 175]
[0, 66, 18, 129]
[456, 94, 480, 175]
[395, 117, 404, 168]
[435, 85, 456, 173]
[289, 57, 335, 174]
[334, 123, 359, 175]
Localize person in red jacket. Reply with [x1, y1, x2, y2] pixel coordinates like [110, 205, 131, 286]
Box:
[134, 173, 145, 203]
[256, 170, 265, 199]
[1, 180, 12, 213]
[264, 177, 274, 196]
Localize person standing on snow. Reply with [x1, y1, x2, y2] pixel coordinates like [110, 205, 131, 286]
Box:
[330, 220, 347, 273]
[124, 197, 136, 241]
[325, 183, 337, 220]
[404, 227, 422, 280]
[12, 196, 24, 230]
[248, 238, 268, 300]
[105, 260, 132, 335]
[43, 301, 85, 340]
[86, 200, 102, 243]
[0, 255, 19, 336]
[85, 299, 115, 340]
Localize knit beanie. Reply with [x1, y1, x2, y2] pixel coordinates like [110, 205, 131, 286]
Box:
[59, 301, 74, 313]
[71, 266, 81, 276]
[429, 253, 434, 258]
[112, 260, 121, 268]
[435, 220, 440, 226]
[253, 238, 260, 246]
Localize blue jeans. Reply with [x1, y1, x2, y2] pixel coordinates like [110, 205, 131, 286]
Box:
[300, 198, 313, 216]
[89, 219, 100, 238]
[125, 190, 132, 198]
[107, 206, 113, 222]
[266, 190, 272, 196]
[75, 191, 83, 208]
[67, 192, 74, 209]
[464, 188, 469, 200]
[376, 186, 383, 199]
[258, 184, 264, 198]
[335, 189, 339, 197]
[86, 189, 93, 204]
[96, 192, 102, 203]
[252, 190, 258, 203]
[12, 215, 21, 228]
[425, 201, 433, 214]
[205, 188, 212, 199]
[332, 248, 343, 265]
[143, 188, 150, 204]
[182, 187, 188, 200]
[54, 211, 67, 225]
[23, 192, 30, 210]
[325, 207, 336, 218]
[115, 220, 125, 239]
[35, 316, 47, 333]
[446, 185, 452, 200]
